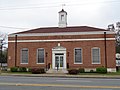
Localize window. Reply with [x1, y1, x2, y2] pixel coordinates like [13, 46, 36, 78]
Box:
[74, 48, 82, 63]
[37, 48, 44, 63]
[61, 15, 64, 21]
[92, 48, 100, 64]
[21, 48, 28, 64]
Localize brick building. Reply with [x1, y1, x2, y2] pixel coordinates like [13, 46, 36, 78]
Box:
[8, 9, 116, 72]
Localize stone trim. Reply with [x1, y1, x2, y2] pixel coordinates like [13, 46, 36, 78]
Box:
[9, 31, 115, 37]
[8, 38, 115, 43]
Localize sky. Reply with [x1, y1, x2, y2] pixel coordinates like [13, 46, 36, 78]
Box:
[0, 0, 120, 34]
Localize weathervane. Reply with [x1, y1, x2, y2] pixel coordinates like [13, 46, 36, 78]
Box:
[62, 4, 66, 9]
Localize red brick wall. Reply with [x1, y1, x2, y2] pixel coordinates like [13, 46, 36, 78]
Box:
[8, 34, 116, 69]
[9, 34, 114, 41]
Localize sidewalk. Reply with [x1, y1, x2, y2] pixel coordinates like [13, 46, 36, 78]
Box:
[1, 73, 120, 79]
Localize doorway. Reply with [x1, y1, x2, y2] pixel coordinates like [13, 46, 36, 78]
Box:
[55, 54, 64, 69]
[52, 45, 66, 69]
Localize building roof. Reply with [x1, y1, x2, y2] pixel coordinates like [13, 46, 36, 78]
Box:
[14, 26, 107, 34]
[58, 9, 67, 14]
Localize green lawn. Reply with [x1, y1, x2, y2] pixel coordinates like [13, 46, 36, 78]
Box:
[78, 71, 120, 75]
[2, 71, 32, 74]
[1, 71, 120, 75]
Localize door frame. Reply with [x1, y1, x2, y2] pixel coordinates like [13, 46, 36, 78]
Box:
[52, 46, 66, 69]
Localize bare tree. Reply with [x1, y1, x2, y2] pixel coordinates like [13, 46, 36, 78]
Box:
[0, 32, 7, 68]
[108, 22, 120, 46]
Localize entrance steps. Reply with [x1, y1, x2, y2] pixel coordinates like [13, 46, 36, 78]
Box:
[46, 69, 68, 74]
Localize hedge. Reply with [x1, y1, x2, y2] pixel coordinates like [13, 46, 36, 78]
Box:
[10, 67, 18, 72]
[31, 68, 46, 74]
[19, 67, 27, 72]
[68, 69, 79, 74]
[96, 67, 107, 74]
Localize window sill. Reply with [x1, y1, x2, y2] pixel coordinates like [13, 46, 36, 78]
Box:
[20, 63, 28, 64]
[74, 63, 83, 64]
[37, 63, 45, 64]
[92, 63, 101, 64]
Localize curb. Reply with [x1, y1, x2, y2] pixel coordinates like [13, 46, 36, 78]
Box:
[1, 73, 120, 79]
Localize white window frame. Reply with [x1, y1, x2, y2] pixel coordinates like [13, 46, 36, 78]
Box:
[91, 47, 101, 64]
[36, 48, 45, 64]
[74, 48, 83, 64]
[21, 48, 29, 64]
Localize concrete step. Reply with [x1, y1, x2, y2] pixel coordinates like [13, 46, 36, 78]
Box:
[46, 69, 68, 74]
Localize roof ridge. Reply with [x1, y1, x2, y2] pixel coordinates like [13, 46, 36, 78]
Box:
[11, 26, 107, 35]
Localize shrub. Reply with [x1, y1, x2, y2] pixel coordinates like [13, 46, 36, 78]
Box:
[10, 67, 18, 72]
[96, 67, 107, 74]
[19, 67, 27, 72]
[68, 69, 79, 74]
[39, 68, 46, 73]
[78, 68, 85, 73]
[31, 68, 46, 74]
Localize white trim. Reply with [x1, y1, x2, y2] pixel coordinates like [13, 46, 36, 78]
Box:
[91, 47, 101, 64]
[8, 38, 115, 43]
[74, 48, 83, 64]
[84, 68, 96, 72]
[52, 47, 66, 69]
[9, 31, 115, 37]
[36, 48, 45, 64]
[107, 68, 116, 72]
[20, 48, 29, 64]
[84, 68, 116, 72]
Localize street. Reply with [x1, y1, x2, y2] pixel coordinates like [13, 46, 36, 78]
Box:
[0, 76, 120, 90]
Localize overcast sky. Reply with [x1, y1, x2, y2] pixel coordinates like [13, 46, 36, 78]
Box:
[0, 0, 120, 34]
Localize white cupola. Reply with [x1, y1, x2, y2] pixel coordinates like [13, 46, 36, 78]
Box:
[58, 9, 67, 28]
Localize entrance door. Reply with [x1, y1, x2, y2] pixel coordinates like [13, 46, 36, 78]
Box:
[55, 54, 64, 69]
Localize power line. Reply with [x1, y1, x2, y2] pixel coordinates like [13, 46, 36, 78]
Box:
[0, 1, 69, 9]
[0, 1, 67, 10]
[0, 1, 67, 8]
[0, 5, 59, 10]
[0, 0, 119, 10]
[0, 25, 29, 29]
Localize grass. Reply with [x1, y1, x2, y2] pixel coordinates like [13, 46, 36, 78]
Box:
[77, 71, 120, 75]
[1, 71, 32, 74]
[1, 70, 120, 75]
[106, 71, 120, 75]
